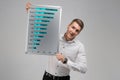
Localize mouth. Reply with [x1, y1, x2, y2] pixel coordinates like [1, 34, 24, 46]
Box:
[69, 32, 74, 37]
[65, 32, 75, 41]
[68, 33, 75, 39]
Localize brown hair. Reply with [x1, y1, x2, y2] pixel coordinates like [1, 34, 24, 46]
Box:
[69, 18, 84, 31]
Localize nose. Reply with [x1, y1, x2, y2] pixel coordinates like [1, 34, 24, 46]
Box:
[72, 29, 76, 34]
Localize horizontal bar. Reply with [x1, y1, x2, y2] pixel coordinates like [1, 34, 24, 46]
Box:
[29, 42, 40, 45]
[33, 47, 37, 49]
[33, 35, 44, 38]
[46, 8, 58, 11]
[34, 20, 50, 22]
[33, 43, 40, 45]
[34, 24, 48, 26]
[35, 8, 46, 10]
[35, 12, 54, 15]
[30, 39, 41, 42]
[34, 28, 47, 30]
[34, 32, 47, 34]
[34, 16, 54, 19]
[35, 8, 58, 11]
[33, 39, 41, 43]
[29, 19, 50, 21]
[43, 16, 54, 19]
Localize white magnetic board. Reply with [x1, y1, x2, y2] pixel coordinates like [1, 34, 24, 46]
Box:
[25, 5, 62, 55]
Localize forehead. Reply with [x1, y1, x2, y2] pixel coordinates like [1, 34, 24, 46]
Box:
[70, 22, 81, 30]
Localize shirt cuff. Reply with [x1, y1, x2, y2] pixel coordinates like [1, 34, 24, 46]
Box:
[66, 59, 74, 70]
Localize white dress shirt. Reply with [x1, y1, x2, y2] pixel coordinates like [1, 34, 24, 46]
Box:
[46, 34, 87, 76]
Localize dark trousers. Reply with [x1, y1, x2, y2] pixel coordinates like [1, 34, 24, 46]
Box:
[42, 71, 70, 80]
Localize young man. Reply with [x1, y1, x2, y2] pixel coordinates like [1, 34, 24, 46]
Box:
[26, 2, 87, 80]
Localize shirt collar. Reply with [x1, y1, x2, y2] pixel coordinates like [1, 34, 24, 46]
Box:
[60, 34, 75, 43]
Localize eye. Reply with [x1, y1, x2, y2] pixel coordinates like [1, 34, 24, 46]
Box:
[76, 30, 80, 33]
[71, 26, 75, 29]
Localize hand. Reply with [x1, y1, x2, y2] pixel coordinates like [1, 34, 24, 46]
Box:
[56, 53, 65, 63]
[26, 2, 32, 12]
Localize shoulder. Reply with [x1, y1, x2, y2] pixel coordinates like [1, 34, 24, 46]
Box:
[74, 39, 85, 51]
[75, 39, 84, 47]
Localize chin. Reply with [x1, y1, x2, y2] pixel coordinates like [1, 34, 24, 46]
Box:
[68, 37, 74, 41]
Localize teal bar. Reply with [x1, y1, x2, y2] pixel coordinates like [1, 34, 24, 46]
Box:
[43, 16, 53, 19]
[39, 32, 47, 34]
[34, 16, 53, 19]
[35, 12, 45, 14]
[34, 20, 50, 22]
[40, 28, 47, 30]
[34, 32, 47, 34]
[34, 39, 40, 41]
[33, 43, 40, 45]
[34, 24, 47, 26]
[44, 12, 54, 15]
[34, 20, 42, 22]
[35, 12, 54, 15]
[30, 39, 40, 41]
[34, 28, 47, 30]
[34, 32, 39, 34]
[35, 7, 58, 12]
[35, 8, 46, 10]
[33, 47, 37, 49]
[34, 16, 43, 18]
[33, 40, 40, 43]
[46, 8, 58, 11]
[34, 35, 44, 38]
[34, 28, 41, 30]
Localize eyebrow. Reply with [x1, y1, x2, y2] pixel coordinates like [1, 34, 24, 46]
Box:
[72, 26, 80, 32]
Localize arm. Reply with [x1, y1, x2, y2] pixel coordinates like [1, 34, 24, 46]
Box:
[67, 46, 87, 73]
[56, 44, 87, 73]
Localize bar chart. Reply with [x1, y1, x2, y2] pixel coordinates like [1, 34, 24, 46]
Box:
[25, 5, 62, 55]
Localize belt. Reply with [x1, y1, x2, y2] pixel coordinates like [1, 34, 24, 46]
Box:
[44, 71, 70, 80]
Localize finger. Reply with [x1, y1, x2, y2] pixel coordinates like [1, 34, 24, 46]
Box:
[26, 2, 31, 11]
[56, 54, 62, 60]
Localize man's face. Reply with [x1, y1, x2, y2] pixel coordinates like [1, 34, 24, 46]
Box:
[65, 22, 81, 41]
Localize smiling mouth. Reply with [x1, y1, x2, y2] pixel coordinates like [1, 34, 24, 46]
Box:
[64, 32, 75, 41]
[68, 34, 74, 40]
[69, 33, 74, 37]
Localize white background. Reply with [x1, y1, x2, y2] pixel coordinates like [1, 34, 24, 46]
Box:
[0, 0, 120, 80]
